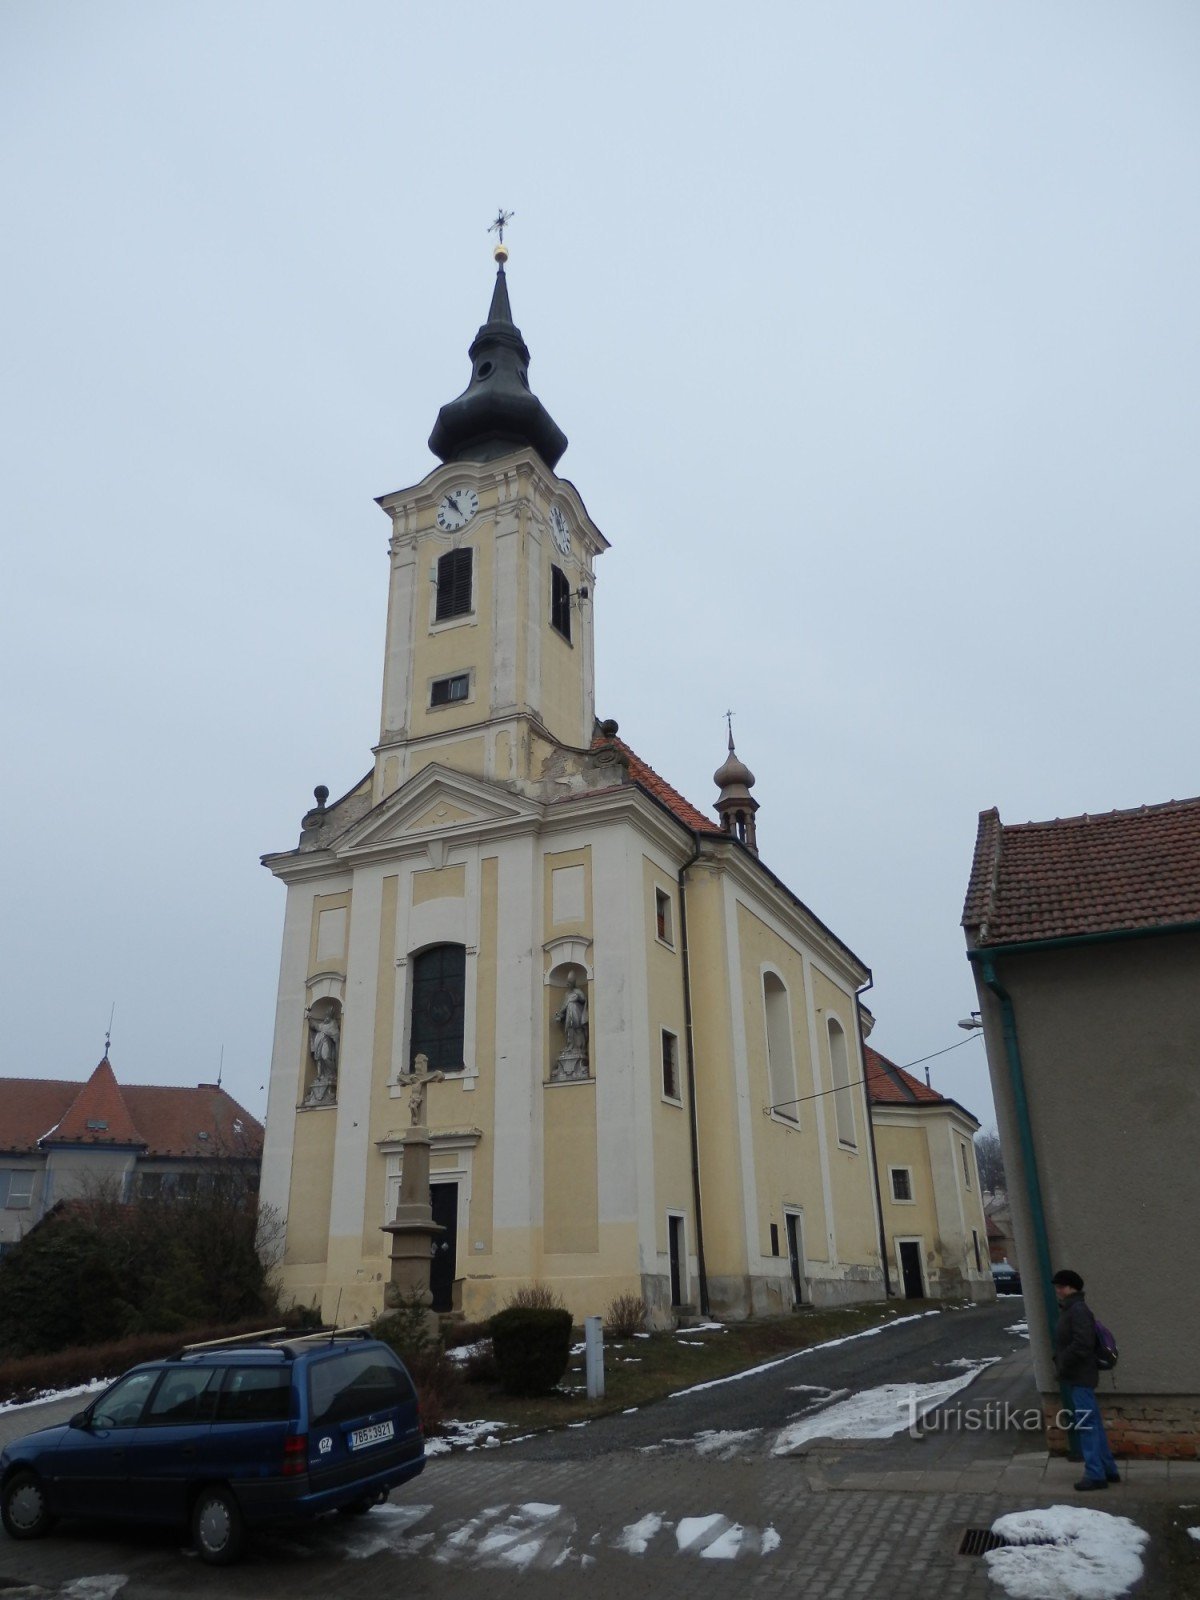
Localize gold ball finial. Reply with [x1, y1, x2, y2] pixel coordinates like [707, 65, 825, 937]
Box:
[493, 241, 509, 265]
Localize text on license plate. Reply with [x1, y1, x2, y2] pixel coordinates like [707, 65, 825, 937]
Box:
[349, 1420, 395, 1450]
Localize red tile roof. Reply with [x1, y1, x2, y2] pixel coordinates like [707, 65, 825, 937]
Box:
[963, 796, 1200, 946]
[595, 732, 721, 835]
[3, 1060, 263, 1159]
[863, 1045, 945, 1106]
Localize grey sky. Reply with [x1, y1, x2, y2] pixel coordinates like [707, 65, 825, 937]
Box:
[5, 2, 1199, 1136]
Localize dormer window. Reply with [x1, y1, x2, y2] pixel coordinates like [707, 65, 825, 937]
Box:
[436, 548, 473, 621]
[86, 1119, 108, 1132]
[551, 565, 571, 641]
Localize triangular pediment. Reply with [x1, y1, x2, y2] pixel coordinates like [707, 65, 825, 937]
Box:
[335, 764, 539, 858]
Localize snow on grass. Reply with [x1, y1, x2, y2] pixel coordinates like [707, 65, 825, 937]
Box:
[0, 1378, 108, 1416]
[985, 1506, 1148, 1600]
[772, 1364, 992, 1452]
[444, 1341, 489, 1364]
[671, 1309, 942, 1397]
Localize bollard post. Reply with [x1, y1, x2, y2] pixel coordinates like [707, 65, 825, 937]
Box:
[584, 1314, 605, 1399]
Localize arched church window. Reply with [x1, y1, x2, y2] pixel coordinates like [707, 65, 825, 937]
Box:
[436, 548, 473, 621]
[550, 564, 571, 641]
[410, 944, 466, 1072]
[763, 973, 797, 1121]
[827, 1018, 857, 1147]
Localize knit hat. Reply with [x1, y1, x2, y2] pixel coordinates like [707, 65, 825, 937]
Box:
[1052, 1269, 1084, 1291]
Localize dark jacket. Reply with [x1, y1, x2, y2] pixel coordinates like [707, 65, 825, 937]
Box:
[1053, 1292, 1100, 1387]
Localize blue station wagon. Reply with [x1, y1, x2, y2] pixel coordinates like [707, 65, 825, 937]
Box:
[0, 1328, 425, 1564]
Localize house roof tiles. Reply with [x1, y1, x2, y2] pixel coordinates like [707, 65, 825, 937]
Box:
[863, 1046, 945, 1106]
[2, 1060, 263, 1159]
[963, 795, 1200, 947]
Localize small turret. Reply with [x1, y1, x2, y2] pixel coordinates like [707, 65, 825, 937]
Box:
[713, 726, 759, 855]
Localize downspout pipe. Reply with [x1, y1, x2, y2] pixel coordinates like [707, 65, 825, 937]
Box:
[678, 833, 710, 1317]
[977, 953, 1079, 1456]
[854, 977, 892, 1298]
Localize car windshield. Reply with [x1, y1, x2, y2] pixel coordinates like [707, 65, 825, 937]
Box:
[308, 1348, 413, 1427]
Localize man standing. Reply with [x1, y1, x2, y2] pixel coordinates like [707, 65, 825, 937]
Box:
[1052, 1268, 1120, 1490]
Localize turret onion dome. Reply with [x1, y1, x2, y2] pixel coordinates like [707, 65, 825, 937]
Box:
[428, 249, 568, 470]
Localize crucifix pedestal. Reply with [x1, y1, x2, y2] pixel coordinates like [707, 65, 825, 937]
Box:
[380, 1060, 445, 1332]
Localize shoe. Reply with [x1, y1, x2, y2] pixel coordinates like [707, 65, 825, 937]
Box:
[1106, 1472, 1121, 1483]
[1074, 1477, 1108, 1491]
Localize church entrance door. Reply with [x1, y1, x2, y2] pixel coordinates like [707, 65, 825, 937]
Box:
[898, 1240, 925, 1299]
[430, 1182, 458, 1313]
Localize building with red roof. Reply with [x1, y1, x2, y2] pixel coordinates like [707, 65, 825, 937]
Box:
[964, 796, 1200, 1457]
[0, 1057, 263, 1253]
[863, 1046, 992, 1302]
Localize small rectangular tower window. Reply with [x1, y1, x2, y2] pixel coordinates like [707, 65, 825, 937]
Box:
[551, 564, 571, 641]
[655, 888, 674, 946]
[890, 1167, 913, 1202]
[960, 1142, 972, 1189]
[770, 1222, 780, 1257]
[430, 673, 470, 707]
[661, 1029, 680, 1100]
[435, 548, 473, 621]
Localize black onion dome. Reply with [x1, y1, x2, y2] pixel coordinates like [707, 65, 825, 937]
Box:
[428, 261, 568, 470]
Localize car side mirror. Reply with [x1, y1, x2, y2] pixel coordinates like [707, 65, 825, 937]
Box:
[69, 1410, 91, 1430]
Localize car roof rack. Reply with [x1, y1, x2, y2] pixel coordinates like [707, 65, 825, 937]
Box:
[171, 1327, 288, 1359]
[274, 1323, 374, 1348]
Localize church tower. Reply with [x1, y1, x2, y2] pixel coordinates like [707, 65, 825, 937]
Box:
[371, 243, 608, 807]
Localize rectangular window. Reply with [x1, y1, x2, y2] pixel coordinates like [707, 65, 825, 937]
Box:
[3, 1171, 34, 1209]
[972, 1229, 982, 1272]
[655, 888, 674, 946]
[551, 564, 571, 640]
[139, 1172, 165, 1200]
[769, 1222, 780, 1257]
[216, 1366, 291, 1424]
[661, 1030, 680, 1100]
[961, 1142, 972, 1189]
[890, 1167, 913, 1202]
[430, 672, 470, 707]
[435, 547, 473, 621]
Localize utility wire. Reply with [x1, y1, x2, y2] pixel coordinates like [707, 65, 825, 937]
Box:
[765, 1029, 982, 1116]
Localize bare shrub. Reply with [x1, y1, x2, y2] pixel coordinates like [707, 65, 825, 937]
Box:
[504, 1281, 565, 1311]
[604, 1294, 648, 1338]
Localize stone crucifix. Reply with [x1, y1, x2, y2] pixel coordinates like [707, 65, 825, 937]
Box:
[403, 1053, 445, 1127]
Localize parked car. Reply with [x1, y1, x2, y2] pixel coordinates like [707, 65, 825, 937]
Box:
[991, 1261, 1022, 1295]
[0, 1328, 424, 1564]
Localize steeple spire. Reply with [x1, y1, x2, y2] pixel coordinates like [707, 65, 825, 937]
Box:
[428, 236, 568, 470]
[713, 720, 759, 855]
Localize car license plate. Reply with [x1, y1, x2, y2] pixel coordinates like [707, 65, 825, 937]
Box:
[349, 1420, 394, 1451]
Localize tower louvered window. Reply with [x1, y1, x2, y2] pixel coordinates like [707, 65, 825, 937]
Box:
[551, 564, 571, 640]
[436, 548, 473, 621]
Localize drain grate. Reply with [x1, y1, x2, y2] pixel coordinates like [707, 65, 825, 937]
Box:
[958, 1527, 1010, 1557]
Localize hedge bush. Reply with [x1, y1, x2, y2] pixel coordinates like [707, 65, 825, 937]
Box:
[488, 1306, 573, 1396]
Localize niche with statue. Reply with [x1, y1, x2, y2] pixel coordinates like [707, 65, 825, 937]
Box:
[302, 998, 341, 1107]
[547, 963, 591, 1082]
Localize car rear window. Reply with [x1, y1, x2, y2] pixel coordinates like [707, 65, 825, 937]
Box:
[215, 1365, 292, 1423]
[307, 1348, 414, 1427]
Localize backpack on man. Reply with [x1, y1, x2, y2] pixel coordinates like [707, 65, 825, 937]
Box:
[1094, 1318, 1119, 1371]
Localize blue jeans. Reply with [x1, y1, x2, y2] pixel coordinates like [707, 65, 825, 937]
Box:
[1071, 1385, 1118, 1481]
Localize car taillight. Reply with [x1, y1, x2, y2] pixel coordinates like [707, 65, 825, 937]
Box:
[282, 1434, 308, 1477]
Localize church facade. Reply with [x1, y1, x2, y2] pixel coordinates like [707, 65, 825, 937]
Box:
[259, 249, 887, 1326]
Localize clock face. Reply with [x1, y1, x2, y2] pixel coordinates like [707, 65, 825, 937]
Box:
[549, 505, 571, 555]
[436, 487, 478, 532]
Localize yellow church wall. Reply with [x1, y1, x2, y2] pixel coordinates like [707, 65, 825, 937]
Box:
[359, 873, 399, 1262]
[406, 736, 488, 783]
[683, 864, 748, 1280]
[543, 1082, 599, 1254]
[407, 528, 496, 742]
[734, 903, 832, 1266]
[542, 845, 592, 936]
[642, 858, 694, 1240]
[283, 1108, 336, 1265]
[308, 891, 350, 978]
[468, 854, 499, 1255]
[462, 1221, 642, 1323]
[412, 863, 466, 904]
[874, 1120, 940, 1264]
[810, 967, 881, 1268]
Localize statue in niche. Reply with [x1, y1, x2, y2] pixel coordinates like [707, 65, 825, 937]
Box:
[303, 1010, 340, 1106]
[552, 970, 589, 1081]
[403, 1052, 445, 1128]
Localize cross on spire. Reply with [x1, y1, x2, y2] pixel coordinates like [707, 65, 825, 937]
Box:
[488, 208, 515, 245]
[725, 709, 735, 747]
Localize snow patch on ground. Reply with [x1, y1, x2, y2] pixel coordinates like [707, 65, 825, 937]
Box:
[670, 1310, 942, 1397]
[940, 1356, 1003, 1370]
[60, 1580, 128, 1600]
[656, 1428, 760, 1461]
[1006, 1321, 1030, 1339]
[1188, 1526, 1200, 1542]
[772, 1364, 990, 1452]
[615, 1512, 663, 1553]
[423, 1418, 507, 1455]
[985, 1505, 1148, 1600]
[444, 1341, 489, 1364]
[0, 1378, 108, 1415]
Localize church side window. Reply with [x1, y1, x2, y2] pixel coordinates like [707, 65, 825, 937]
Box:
[550, 564, 571, 641]
[431, 672, 470, 707]
[763, 973, 798, 1122]
[661, 1029, 680, 1101]
[828, 1018, 857, 1147]
[435, 548, 473, 621]
[410, 944, 466, 1072]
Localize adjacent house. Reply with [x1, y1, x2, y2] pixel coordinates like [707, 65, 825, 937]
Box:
[864, 1046, 994, 1302]
[963, 796, 1200, 1457]
[0, 1056, 264, 1253]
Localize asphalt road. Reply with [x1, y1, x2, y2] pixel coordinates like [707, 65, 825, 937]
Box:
[0, 1298, 1031, 1600]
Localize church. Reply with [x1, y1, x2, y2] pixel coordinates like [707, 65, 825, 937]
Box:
[258, 242, 890, 1327]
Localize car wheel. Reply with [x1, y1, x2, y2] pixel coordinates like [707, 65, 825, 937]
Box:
[1, 1469, 56, 1540]
[191, 1485, 245, 1566]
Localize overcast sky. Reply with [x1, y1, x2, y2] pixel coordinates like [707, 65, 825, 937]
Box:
[5, 2, 1199, 1138]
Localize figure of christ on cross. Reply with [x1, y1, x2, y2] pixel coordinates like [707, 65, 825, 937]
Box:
[403, 1053, 445, 1127]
